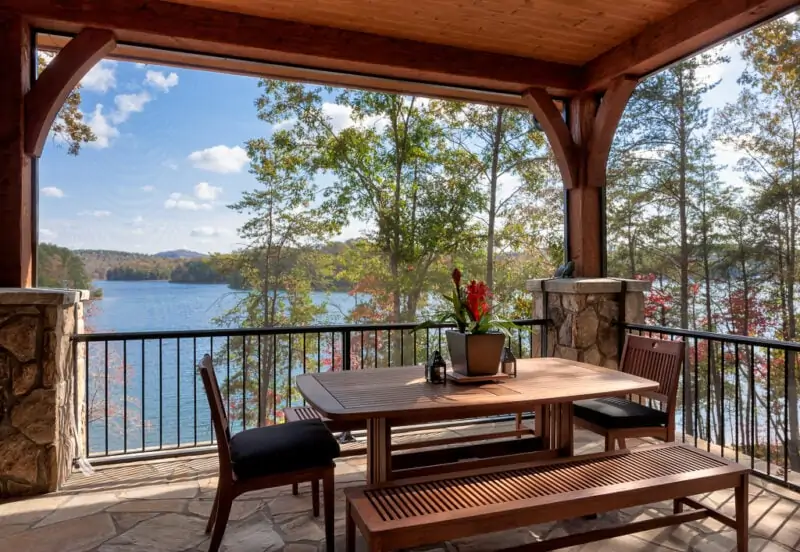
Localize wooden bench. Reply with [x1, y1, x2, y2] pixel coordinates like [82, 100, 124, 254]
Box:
[344, 444, 750, 552]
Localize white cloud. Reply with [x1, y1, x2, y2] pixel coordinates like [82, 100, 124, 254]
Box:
[41, 186, 64, 198]
[321, 102, 388, 133]
[80, 210, 111, 217]
[40, 228, 57, 240]
[86, 104, 119, 148]
[81, 61, 116, 93]
[188, 145, 249, 173]
[191, 226, 221, 237]
[785, 12, 798, 23]
[110, 91, 151, 124]
[194, 182, 222, 201]
[132, 228, 145, 235]
[164, 192, 212, 211]
[141, 185, 155, 192]
[132, 215, 144, 225]
[144, 70, 179, 92]
[162, 160, 179, 171]
[135, 62, 147, 69]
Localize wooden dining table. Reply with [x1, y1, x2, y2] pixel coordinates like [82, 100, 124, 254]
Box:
[296, 357, 659, 484]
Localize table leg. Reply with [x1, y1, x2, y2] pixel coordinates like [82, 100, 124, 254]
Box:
[539, 402, 574, 457]
[366, 418, 391, 484]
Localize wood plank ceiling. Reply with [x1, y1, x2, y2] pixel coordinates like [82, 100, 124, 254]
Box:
[165, 0, 697, 65]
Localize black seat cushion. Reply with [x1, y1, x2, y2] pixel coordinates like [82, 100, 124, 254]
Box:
[229, 419, 340, 479]
[573, 397, 668, 430]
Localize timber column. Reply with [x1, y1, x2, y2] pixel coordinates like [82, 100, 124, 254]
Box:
[523, 78, 638, 277]
[0, 12, 33, 287]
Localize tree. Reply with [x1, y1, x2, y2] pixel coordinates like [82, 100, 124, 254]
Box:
[715, 15, 800, 469]
[37, 53, 95, 155]
[253, 83, 483, 323]
[433, 103, 549, 293]
[213, 127, 337, 426]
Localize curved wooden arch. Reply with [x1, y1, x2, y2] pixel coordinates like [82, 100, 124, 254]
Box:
[25, 28, 116, 157]
[585, 76, 638, 186]
[522, 88, 577, 189]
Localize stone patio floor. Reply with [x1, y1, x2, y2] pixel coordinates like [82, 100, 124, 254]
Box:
[1, 422, 800, 552]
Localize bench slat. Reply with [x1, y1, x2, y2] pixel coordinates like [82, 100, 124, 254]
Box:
[345, 444, 749, 551]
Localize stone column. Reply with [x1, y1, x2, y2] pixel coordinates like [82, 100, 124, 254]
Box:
[0, 288, 90, 497]
[526, 278, 650, 369]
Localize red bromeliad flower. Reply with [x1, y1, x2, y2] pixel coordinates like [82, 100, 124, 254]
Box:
[465, 280, 491, 321]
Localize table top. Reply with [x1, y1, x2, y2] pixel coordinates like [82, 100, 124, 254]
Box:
[296, 357, 659, 423]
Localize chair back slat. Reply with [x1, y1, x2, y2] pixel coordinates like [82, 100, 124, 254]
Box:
[199, 354, 232, 476]
[620, 335, 684, 413]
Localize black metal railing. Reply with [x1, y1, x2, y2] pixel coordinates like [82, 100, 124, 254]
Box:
[623, 322, 800, 492]
[72, 319, 546, 461]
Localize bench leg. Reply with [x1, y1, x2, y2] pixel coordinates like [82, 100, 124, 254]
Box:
[735, 472, 749, 552]
[673, 498, 683, 514]
[616, 437, 626, 450]
[605, 434, 615, 452]
[346, 501, 355, 552]
[292, 482, 298, 495]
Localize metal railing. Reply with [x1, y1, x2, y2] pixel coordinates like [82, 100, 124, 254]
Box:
[72, 319, 546, 461]
[623, 322, 800, 492]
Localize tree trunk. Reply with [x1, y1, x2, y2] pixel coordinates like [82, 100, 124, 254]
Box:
[486, 107, 504, 293]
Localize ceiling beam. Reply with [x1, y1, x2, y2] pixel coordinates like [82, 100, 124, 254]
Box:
[2, 0, 582, 95]
[583, 0, 800, 91]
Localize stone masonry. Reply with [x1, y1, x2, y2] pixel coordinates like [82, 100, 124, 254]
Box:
[0, 288, 89, 497]
[526, 278, 650, 369]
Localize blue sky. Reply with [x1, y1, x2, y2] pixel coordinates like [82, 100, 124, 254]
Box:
[38, 37, 752, 255]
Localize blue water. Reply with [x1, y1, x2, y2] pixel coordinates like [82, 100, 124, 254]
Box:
[83, 280, 361, 456]
[88, 280, 358, 332]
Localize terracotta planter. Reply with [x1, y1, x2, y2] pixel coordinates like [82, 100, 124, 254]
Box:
[446, 331, 505, 377]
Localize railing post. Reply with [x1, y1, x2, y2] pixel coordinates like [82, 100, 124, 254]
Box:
[541, 287, 549, 358]
[617, 280, 628, 355]
[342, 330, 352, 371]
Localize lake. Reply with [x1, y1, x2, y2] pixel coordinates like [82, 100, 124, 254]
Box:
[83, 280, 363, 456]
[88, 280, 360, 332]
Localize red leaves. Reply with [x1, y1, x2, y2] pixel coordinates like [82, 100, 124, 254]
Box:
[465, 279, 491, 321]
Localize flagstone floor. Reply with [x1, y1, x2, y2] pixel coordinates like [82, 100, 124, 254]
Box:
[1, 423, 799, 552]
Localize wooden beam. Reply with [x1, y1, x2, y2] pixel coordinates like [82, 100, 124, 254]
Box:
[585, 76, 639, 186]
[25, 28, 115, 157]
[522, 89, 577, 189]
[584, 0, 800, 91]
[0, 12, 33, 287]
[566, 96, 603, 277]
[1, 0, 582, 95]
[36, 33, 531, 109]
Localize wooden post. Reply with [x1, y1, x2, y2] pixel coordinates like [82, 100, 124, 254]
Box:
[523, 78, 637, 277]
[0, 12, 33, 287]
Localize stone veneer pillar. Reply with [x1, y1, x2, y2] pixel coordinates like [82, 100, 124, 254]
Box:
[0, 288, 89, 497]
[526, 278, 650, 369]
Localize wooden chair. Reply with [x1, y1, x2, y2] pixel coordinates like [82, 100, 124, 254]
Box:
[199, 354, 340, 552]
[573, 335, 684, 451]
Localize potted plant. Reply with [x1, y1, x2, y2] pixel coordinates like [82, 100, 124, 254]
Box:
[415, 268, 518, 377]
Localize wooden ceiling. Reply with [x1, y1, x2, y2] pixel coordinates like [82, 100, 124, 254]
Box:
[5, 0, 800, 104]
[164, 0, 697, 65]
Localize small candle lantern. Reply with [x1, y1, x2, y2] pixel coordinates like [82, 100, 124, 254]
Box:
[426, 350, 447, 384]
[501, 345, 517, 377]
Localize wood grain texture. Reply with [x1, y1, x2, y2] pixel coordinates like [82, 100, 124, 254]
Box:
[0, 12, 32, 287]
[522, 89, 577, 189]
[166, 0, 695, 65]
[296, 358, 658, 423]
[584, 0, 800, 90]
[25, 28, 116, 157]
[345, 443, 749, 551]
[4, 0, 581, 95]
